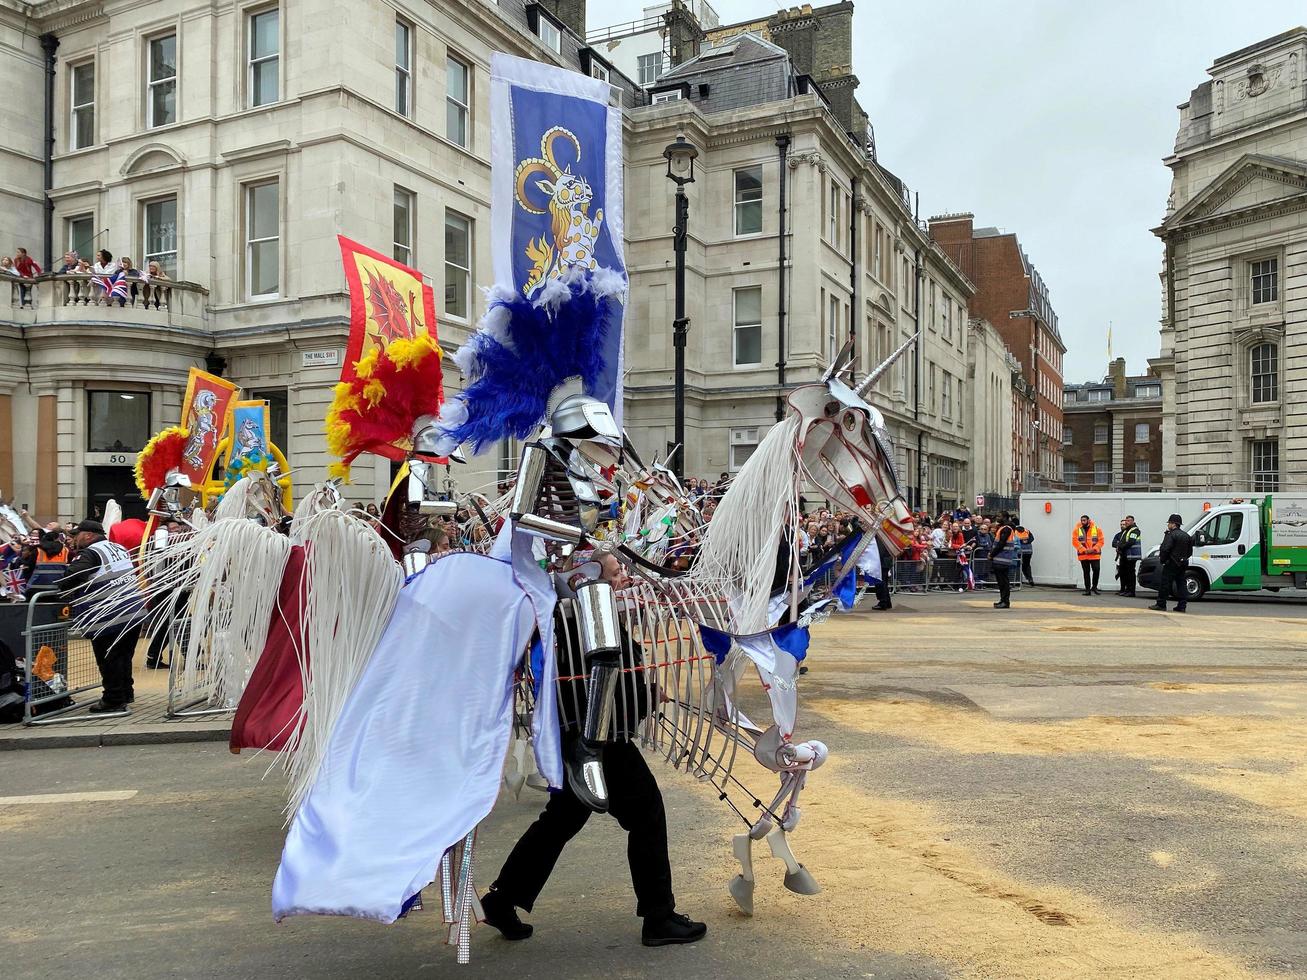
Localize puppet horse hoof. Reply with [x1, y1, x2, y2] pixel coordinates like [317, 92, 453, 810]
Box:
[783, 865, 821, 896]
[728, 874, 755, 915]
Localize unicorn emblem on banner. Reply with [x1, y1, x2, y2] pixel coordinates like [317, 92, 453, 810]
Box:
[514, 126, 604, 297]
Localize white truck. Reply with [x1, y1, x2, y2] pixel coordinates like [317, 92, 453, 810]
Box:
[1137, 495, 1307, 601]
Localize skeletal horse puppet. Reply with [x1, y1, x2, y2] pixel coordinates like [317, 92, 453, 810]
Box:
[404, 333, 921, 922]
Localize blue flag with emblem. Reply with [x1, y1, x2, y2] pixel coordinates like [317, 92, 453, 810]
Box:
[433, 53, 627, 454]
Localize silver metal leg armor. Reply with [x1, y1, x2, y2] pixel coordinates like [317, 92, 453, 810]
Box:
[566, 579, 621, 813]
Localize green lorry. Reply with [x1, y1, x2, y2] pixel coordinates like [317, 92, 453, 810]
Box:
[1138, 495, 1307, 600]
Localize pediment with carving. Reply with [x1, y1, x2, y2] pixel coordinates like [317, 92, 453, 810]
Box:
[1160, 153, 1307, 233]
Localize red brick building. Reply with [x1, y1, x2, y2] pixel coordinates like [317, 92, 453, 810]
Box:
[928, 214, 1066, 490]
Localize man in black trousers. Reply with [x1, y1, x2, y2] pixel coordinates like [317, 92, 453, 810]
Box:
[481, 553, 706, 948]
[55, 520, 143, 713]
[1151, 514, 1193, 613]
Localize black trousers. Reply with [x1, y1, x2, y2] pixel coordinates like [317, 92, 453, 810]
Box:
[1020, 553, 1033, 584]
[1156, 562, 1187, 610]
[92, 624, 141, 706]
[1118, 559, 1137, 595]
[874, 579, 891, 607]
[1080, 560, 1100, 592]
[993, 564, 1011, 604]
[492, 737, 674, 919]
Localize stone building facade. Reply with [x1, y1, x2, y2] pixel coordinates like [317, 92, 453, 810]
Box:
[928, 213, 1066, 491]
[967, 318, 1016, 506]
[625, 24, 976, 513]
[0, 0, 636, 520]
[1153, 27, 1307, 492]
[1, 0, 1004, 522]
[1062, 359, 1163, 491]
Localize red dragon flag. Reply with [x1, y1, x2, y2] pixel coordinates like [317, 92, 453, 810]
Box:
[325, 236, 444, 478]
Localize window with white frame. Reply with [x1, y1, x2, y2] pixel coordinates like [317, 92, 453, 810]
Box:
[245, 180, 279, 298]
[1251, 438, 1279, 492]
[69, 61, 94, 149]
[730, 427, 759, 470]
[147, 33, 178, 128]
[827, 293, 839, 359]
[536, 12, 561, 53]
[828, 180, 839, 245]
[1093, 461, 1110, 485]
[393, 187, 414, 265]
[651, 89, 681, 104]
[67, 214, 95, 260]
[590, 61, 610, 82]
[1250, 342, 1278, 403]
[1133, 459, 1150, 483]
[247, 7, 279, 108]
[733, 166, 762, 236]
[1088, 388, 1110, 402]
[941, 370, 952, 417]
[1135, 383, 1160, 398]
[942, 295, 951, 340]
[1250, 257, 1278, 305]
[637, 53, 663, 86]
[734, 287, 763, 366]
[143, 197, 178, 278]
[1094, 422, 1109, 444]
[928, 362, 936, 412]
[395, 19, 412, 117]
[447, 54, 470, 148]
[444, 211, 471, 319]
[1134, 422, 1149, 443]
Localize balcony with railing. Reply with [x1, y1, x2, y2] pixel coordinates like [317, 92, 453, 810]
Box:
[1, 273, 209, 332]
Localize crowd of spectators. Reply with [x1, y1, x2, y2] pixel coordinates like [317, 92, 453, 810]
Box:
[3, 245, 172, 309]
[1, 520, 84, 599]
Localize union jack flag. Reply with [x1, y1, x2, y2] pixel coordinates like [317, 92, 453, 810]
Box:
[93, 269, 129, 302]
[2, 565, 23, 598]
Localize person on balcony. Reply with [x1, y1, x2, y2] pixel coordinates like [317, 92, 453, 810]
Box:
[57, 251, 79, 273]
[13, 247, 40, 307]
[145, 260, 171, 308]
[119, 256, 145, 306]
[92, 250, 126, 307]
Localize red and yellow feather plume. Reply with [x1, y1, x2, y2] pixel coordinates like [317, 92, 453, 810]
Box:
[135, 426, 190, 497]
[325, 334, 444, 480]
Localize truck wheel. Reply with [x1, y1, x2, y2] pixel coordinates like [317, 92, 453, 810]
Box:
[1183, 570, 1206, 602]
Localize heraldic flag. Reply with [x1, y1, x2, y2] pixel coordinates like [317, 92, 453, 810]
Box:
[325, 236, 444, 478]
[430, 52, 627, 454]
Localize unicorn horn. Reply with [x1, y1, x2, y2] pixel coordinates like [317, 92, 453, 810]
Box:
[854, 332, 919, 398]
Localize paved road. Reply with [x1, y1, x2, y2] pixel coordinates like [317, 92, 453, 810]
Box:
[2, 589, 1304, 979]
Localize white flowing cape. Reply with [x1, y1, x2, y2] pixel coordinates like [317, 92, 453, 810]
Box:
[272, 529, 557, 922]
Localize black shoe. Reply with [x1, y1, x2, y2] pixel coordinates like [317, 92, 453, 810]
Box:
[1092, 588, 1102, 595]
[874, 603, 892, 611]
[1024, 580, 1035, 587]
[1175, 607, 1187, 614]
[1082, 590, 1091, 596]
[992, 601, 1009, 609]
[798, 665, 808, 676]
[642, 911, 707, 947]
[146, 660, 170, 670]
[88, 699, 129, 714]
[481, 889, 532, 941]
[1149, 604, 1166, 611]
[1124, 591, 1136, 598]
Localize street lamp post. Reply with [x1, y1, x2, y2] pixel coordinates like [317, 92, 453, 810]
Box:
[663, 133, 698, 482]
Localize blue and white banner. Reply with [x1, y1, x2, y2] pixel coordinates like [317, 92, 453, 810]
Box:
[434, 53, 627, 453]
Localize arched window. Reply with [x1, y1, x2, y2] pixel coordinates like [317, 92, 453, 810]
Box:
[1250, 343, 1278, 403]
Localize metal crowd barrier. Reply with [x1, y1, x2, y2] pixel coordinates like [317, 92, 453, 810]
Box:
[888, 556, 1024, 595]
[22, 593, 101, 725]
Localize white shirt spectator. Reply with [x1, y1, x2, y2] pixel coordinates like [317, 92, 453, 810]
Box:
[930, 526, 946, 552]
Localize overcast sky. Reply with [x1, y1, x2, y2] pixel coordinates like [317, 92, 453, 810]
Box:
[593, 1, 1301, 382]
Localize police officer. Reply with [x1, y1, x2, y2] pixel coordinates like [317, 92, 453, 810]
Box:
[54, 520, 144, 713]
[1112, 515, 1143, 597]
[1150, 514, 1193, 613]
[990, 514, 1018, 609]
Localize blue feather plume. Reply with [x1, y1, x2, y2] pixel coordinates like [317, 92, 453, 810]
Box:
[439, 271, 624, 453]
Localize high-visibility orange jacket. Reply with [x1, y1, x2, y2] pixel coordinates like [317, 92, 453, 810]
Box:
[1073, 523, 1103, 561]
